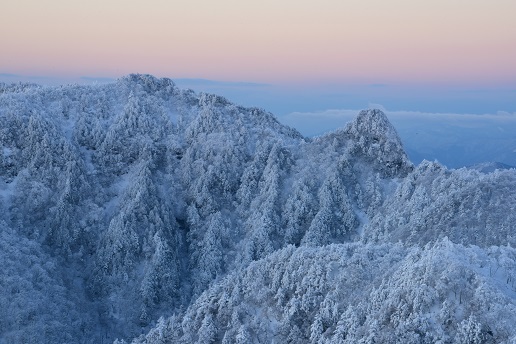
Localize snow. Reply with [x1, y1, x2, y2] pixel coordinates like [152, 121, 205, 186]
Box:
[2, 75, 516, 344]
[61, 116, 76, 142]
[103, 170, 132, 219]
[166, 108, 180, 125]
[354, 209, 369, 237]
[3, 146, 12, 157]
[0, 171, 19, 203]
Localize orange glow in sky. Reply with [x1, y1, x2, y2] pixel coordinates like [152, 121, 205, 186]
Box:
[1, 0, 516, 86]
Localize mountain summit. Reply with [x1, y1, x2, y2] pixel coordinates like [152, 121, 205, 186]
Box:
[0, 75, 515, 343]
[344, 108, 413, 177]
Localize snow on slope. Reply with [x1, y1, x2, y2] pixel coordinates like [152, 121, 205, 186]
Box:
[134, 241, 516, 343]
[0, 74, 515, 343]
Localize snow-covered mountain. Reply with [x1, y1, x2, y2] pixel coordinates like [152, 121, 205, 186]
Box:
[1, 74, 515, 343]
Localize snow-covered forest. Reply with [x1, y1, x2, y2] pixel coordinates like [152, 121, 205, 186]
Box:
[1, 74, 515, 343]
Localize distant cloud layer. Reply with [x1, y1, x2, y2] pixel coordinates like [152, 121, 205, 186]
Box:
[280, 109, 516, 168]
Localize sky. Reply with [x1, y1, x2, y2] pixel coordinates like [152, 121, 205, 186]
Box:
[1, 1, 516, 166]
[281, 108, 516, 168]
[2, 1, 515, 86]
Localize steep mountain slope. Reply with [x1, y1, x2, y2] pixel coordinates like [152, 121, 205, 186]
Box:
[134, 241, 516, 344]
[364, 161, 516, 247]
[0, 74, 515, 343]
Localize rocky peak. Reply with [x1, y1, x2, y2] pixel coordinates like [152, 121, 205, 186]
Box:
[345, 109, 413, 177]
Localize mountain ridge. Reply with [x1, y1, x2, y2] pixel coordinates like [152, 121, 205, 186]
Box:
[0, 74, 515, 343]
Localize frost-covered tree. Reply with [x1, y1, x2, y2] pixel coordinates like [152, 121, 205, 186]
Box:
[302, 171, 358, 246]
[2, 75, 516, 344]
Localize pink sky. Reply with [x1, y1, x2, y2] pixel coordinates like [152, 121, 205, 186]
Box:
[1, 0, 516, 86]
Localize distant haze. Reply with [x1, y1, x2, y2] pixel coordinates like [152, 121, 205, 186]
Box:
[281, 108, 516, 169]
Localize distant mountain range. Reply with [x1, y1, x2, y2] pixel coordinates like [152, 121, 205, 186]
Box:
[1, 75, 516, 343]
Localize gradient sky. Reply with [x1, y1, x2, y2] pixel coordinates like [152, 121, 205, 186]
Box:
[2, 0, 516, 84]
[1, 1, 516, 116]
